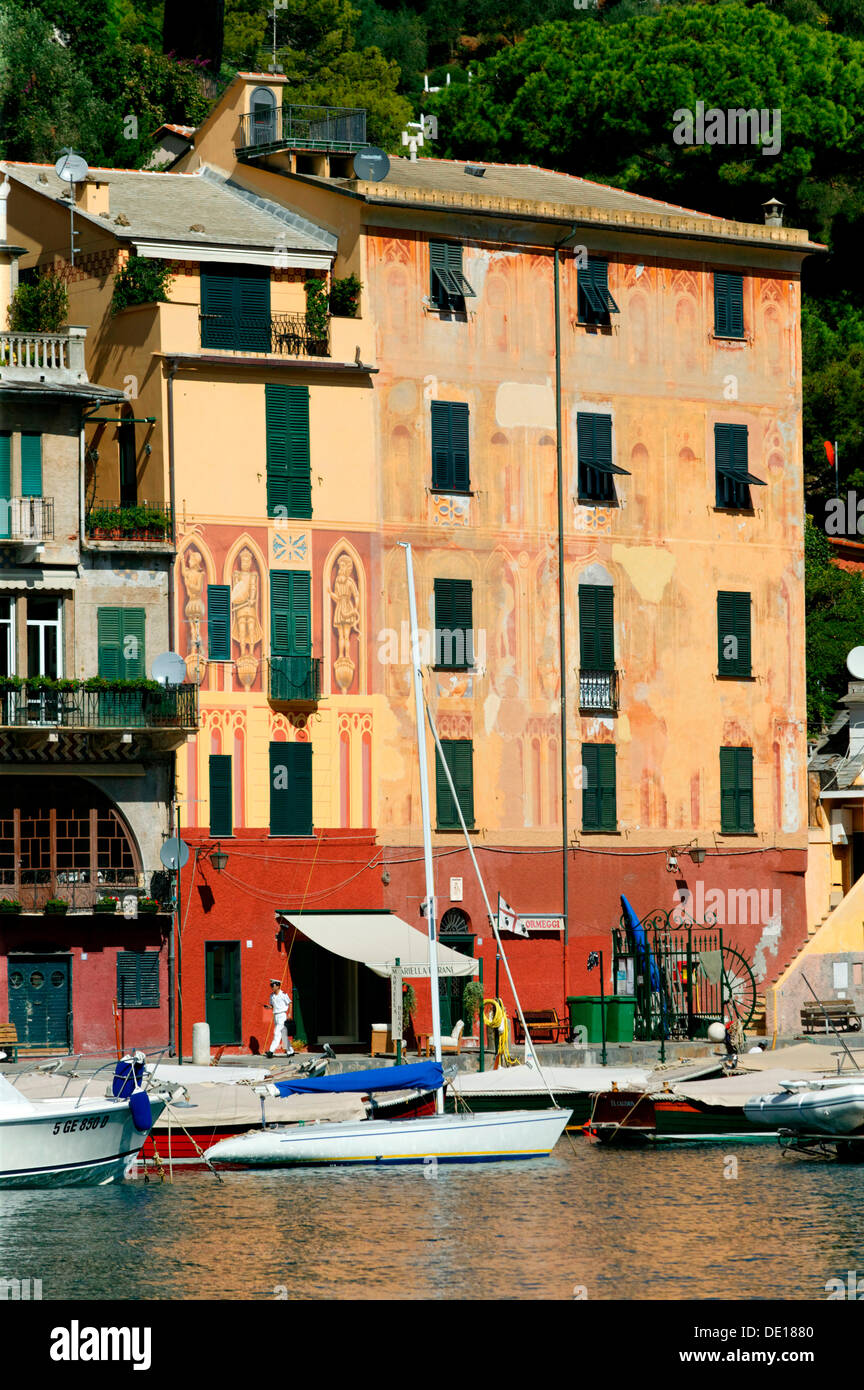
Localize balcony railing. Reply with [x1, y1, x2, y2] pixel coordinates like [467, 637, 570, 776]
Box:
[0, 497, 54, 543]
[0, 873, 170, 915]
[579, 669, 619, 714]
[86, 500, 174, 543]
[268, 656, 322, 705]
[0, 684, 198, 730]
[236, 104, 367, 153]
[0, 327, 87, 383]
[199, 311, 330, 358]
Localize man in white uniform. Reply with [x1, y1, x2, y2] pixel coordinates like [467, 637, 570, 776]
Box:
[265, 978, 294, 1057]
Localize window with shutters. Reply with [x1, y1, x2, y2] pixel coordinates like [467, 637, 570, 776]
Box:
[436, 739, 475, 830]
[269, 570, 317, 700]
[207, 585, 231, 661]
[209, 754, 233, 837]
[116, 951, 160, 1008]
[714, 423, 765, 510]
[429, 241, 475, 313]
[266, 383, 312, 519]
[714, 272, 745, 339]
[717, 591, 752, 677]
[577, 413, 628, 504]
[431, 401, 470, 493]
[577, 259, 620, 327]
[434, 578, 473, 669]
[0, 432, 10, 540]
[20, 435, 43, 496]
[581, 744, 617, 831]
[578, 585, 618, 712]
[269, 740, 313, 836]
[720, 746, 754, 833]
[200, 264, 271, 351]
[97, 608, 145, 679]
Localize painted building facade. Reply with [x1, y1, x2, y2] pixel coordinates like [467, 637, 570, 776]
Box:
[3, 75, 818, 1053]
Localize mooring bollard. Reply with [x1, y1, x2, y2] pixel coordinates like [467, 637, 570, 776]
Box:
[192, 1021, 211, 1067]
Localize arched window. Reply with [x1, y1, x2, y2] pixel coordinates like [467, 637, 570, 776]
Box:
[251, 87, 277, 145]
[440, 908, 471, 935]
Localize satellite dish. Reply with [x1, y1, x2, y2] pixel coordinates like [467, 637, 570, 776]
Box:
[152, 651, 187, 686]
[160, 837, 190, 871]
[54, 150, 89, 184]
[847, 648, 864, 680]
[352, 147, 390, 182]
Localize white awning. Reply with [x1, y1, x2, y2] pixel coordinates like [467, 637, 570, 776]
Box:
[282, 911, 479, 978]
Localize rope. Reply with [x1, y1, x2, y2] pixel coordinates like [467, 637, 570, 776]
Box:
[483, 998, 519, 1069]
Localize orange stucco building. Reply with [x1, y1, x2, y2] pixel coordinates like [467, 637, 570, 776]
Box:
[2, 74, 820, 1052]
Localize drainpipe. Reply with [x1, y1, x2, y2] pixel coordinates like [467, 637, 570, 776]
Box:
[554, 227, 581, 993]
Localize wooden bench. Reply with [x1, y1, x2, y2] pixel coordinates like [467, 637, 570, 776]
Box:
[0, 1022, 19, 1061]
[512, 1010, 568, 1044]
[800, 999, 862, 1034]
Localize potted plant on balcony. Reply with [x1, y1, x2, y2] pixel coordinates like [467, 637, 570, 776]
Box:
[94, 896, 119, 914]
[329, 274, 362, 319]
[461, 980, 485, 1037]
[138, 897, 161, 914]
[110, 256, 173, 315]
[0, 898, 22, 914]
[7, 272, 68, 332]
[43, 898, 70, 915]
[304, 278, 330, 352]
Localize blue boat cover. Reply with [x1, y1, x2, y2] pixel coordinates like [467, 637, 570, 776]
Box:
[620, 895, 662, 992]
[273, 1061, 444, 1097]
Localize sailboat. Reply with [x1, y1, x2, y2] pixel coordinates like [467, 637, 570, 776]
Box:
[208, 545, 569, 1168]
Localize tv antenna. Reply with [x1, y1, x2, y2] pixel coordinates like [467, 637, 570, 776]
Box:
[54, 148, 88, 266]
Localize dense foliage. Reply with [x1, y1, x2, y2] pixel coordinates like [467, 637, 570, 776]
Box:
[111, 256, 174, 314]
[805, 518, 864, 733]
[7, 272, 68, 332]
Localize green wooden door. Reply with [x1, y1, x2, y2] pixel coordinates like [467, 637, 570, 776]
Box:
[205, 942, 241, 1045]
[437, 928, 474, 1037]
[8, 956, 71, 1049]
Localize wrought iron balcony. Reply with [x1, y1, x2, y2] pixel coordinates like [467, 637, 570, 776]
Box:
[0, 497, 54, 543]
[0, 683, 198, 731]
[236, 104, 367, 154]
[579, 669, 619, 714]
[199, 311, 330, 358]
[268, 656, 322, 705]
[85, 500, 174, 544]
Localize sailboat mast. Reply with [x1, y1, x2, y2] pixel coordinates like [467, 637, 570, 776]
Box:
[401, 544, 445, 1104]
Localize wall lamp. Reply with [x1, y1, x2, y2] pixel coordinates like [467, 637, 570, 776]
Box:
[206, 841, 229, 872]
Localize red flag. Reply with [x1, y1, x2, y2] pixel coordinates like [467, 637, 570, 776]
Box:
[824, 440, 835, 466]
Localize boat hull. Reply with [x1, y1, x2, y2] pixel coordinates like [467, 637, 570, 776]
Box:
[208, 1107, 571, 1167]
[587, 1090, 778, 1144]
[0, 1096, 166, 1188]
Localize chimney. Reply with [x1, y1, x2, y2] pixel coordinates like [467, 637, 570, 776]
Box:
[762, 197, 785, 227]
[0, 174, 26, 329]
[75, 177, 110, 217]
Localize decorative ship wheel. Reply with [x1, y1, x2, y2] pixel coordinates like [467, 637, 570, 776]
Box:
[719, 946, 758, 1029]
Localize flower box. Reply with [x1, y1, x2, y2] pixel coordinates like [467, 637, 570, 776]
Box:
[138, 899, 160, 914]
[43, 900, 69, 915]
[0, 899, 22, 914]
[94, 898, 118, 914]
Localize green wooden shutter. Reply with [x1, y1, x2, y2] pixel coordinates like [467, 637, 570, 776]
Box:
[436, 739, 474, 829]
[117, 951, 160, 1008]
[0, 433, 10, 539]
[97, 608, 123, 679]
[582, 744, 617, 831]
[207, 585, 231, 661]
[20, 434, 43, 496]
[270, 741, 313, 836]
[579, 585, 614, 671]
[434, 578, 473, 668]
[717, 591, 751, 676]
[209, 754, 233, 837]
[715, 424, 750, 506]
[431, 402, 470, 492]
[270, 571, 311, 656]
[577, 413, 613, 467]
[266, 383, 312, 519]
[720, 746, 754, 832]
[714, 273, 744, 337]
[121, 608, 146, 679]
[201, 266, 271, 350]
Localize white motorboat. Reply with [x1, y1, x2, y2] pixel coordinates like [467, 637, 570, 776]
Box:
[208, 1105, 570, 1167]
[0, 1069, 166, 1187]
[743, 1077, 864, 1137]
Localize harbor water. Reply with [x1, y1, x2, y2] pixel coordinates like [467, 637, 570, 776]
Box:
[2, 1138, 862, 1301]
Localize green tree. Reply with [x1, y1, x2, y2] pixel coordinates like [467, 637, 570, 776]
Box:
[805, 516, 864, 733]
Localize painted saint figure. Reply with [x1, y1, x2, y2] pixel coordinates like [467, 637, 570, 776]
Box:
[329, 554, 361, 663]
[182, 547, 206, 621]
[231, 549, 263, 658]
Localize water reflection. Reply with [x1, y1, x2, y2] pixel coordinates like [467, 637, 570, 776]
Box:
[1, 1142, 862, 1300]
